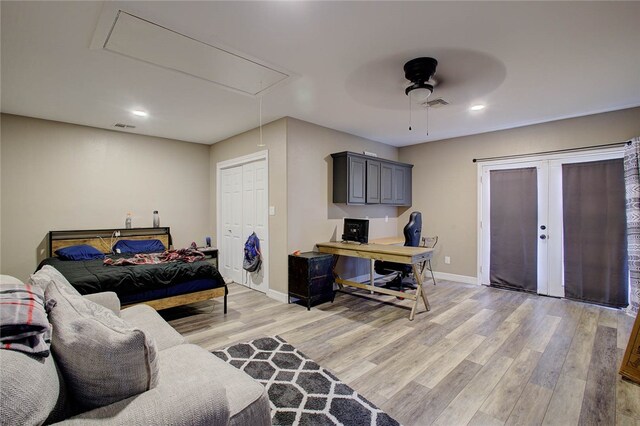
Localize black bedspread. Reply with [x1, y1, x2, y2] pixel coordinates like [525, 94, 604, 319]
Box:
[38, 254, 224, 297]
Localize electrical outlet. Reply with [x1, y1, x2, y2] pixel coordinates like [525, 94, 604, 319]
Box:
[115, 231, 120, 237]
[444, 256, 451, 264]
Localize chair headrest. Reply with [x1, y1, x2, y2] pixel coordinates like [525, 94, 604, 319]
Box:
[404, 212, 422, 247]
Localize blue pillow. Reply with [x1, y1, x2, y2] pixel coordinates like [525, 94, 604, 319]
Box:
[55, 244, 105, 261]
[112, 239, 166, 254]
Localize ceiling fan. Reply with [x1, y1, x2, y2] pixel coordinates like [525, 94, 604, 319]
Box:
[404, 57, 438, 102]
[404, 57, 439, 132]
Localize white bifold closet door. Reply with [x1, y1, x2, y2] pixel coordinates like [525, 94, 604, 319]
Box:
[479, 148, 627, 307]
[220, 158, 269, 293]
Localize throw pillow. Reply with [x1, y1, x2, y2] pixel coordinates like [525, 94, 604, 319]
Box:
[55, 244, 105, 261]
[29, 265, 81, 295]
[112, 239, 166, 254]
[46, 278, 159, 410]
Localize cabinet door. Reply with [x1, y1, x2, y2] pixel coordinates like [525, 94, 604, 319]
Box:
[392, 165, 413, 205]
[366, 160, 381, 204]
[348, 156, 367, 204]
[390, 165, 412, 206]
[380, 163, 394, 204]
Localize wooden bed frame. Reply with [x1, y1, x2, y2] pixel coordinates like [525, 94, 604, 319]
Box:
[48, 227, 227, 311]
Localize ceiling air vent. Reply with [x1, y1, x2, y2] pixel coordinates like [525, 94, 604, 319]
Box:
[422, 98, 449, 108]
[114, 123, 136, 129]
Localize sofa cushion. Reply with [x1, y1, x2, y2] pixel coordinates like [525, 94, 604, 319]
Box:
[63, 344, 231, 425]
[46, 278, 160, 410]
[159, 344, 271, 426]
[0, 348, 69, 425]
[29, 265, 80, 295]
[120, 304, 185, 351]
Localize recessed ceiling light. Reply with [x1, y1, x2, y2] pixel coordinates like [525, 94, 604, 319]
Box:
[470, 104, 486, 111]
[132, 110, 148, 117]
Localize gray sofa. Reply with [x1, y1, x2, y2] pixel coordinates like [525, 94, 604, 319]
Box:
[0, 272, 271, 426]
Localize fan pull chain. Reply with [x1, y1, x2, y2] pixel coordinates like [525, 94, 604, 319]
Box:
[408, 92, 412, 131]
[426, 103, 429, 136]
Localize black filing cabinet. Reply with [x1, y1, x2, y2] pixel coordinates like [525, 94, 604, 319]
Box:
[288, 252, 335, 310]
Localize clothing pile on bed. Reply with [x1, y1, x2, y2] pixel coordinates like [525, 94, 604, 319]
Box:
[0, 280, 53, 357]
[103, 248, 205, 266]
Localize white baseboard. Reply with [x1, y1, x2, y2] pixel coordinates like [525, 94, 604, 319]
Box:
[433, 271, 479, 285]
[267, 289, 289, 303]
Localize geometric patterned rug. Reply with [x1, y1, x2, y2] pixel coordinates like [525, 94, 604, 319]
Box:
[212, 336, 401, 426]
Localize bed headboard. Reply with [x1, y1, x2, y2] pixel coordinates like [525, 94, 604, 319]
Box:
[48, 227, 172, 256]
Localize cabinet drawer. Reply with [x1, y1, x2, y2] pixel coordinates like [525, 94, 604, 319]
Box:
[309, 259, 333, 277]
[309, 276, 334, 297]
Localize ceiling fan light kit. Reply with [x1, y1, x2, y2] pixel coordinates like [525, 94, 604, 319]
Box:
[404, 57, 438, 99]
[404, 57, 438, 133]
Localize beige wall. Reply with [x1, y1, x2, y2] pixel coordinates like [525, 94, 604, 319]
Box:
[286, 117, 400, 278]
[209, 118, 288, 294]
[399, 107, 640, 278]
[1, 113, 211, 281]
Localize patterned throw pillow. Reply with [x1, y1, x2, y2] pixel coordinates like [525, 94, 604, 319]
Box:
[45, 277, 159, 410]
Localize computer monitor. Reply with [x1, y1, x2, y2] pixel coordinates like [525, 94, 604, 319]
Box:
[342, 218, 369, 244]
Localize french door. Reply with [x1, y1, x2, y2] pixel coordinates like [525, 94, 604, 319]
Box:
[479, 148, 626, 303]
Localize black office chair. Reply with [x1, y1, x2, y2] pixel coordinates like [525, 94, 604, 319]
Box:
[375, 211, 422, 291]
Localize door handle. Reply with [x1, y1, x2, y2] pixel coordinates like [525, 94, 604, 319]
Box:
[540, 235, 547, 240]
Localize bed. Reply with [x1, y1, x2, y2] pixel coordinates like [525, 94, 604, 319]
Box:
[37, 227, 227, 312]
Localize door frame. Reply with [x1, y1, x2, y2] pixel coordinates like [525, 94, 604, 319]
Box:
[216, 150, 269, 290]
[477, 146, 624, 292]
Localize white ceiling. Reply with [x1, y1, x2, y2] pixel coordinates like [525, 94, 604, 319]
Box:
[2, 1, 640, 147]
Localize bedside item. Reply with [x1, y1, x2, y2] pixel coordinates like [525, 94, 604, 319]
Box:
[197, 247, 219, 269]
[125, 212, 132, 229]
[288, 252, 335, 310]
[206, 236, 211, 247]
[153, 211, 160, 228]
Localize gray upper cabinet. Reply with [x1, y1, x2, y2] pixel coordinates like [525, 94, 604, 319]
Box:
[366, 160, 381, 204]
[332, 151, 412, 206]
[380, 163, 394, 204]
[348, 156, 367, 204]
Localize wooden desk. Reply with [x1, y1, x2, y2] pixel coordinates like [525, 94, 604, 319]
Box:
[316, 241, 433, 320]
[369, 236, 405, 245]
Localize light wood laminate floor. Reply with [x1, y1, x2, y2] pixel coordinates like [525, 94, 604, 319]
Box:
[163, 280, 640, 426]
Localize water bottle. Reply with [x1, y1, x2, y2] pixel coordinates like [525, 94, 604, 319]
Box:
[153, 211, 160, 228]
[125, 213, 132, 229]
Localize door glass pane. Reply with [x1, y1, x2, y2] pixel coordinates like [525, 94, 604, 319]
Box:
[562, 159, 628, 307]
[490, 168, 538, 292]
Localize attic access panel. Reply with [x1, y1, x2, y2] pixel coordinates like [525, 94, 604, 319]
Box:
[103, 11, 289, 96]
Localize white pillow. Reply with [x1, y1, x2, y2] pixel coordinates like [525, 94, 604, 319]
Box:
[46, 277, 159, 410]
[30, 265, 80, 295]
